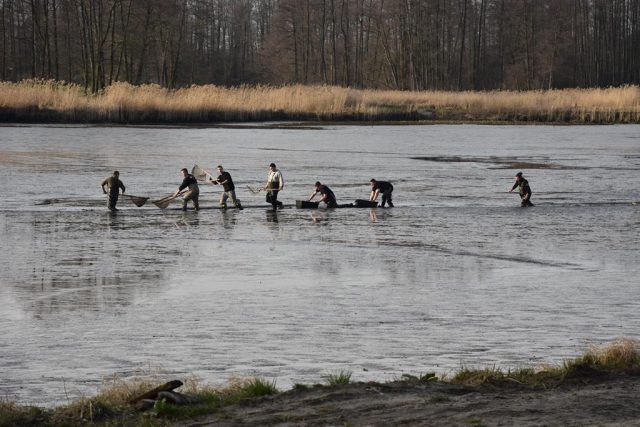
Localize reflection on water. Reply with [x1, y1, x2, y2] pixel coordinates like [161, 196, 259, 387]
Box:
[265, 210, 279, 223]
[0, 124, 639, 406]
[1, 212, 178, 314]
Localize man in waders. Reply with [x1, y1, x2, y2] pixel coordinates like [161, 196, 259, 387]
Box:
[509, 172, 534, 207]
[210, 165, 243, 210]
[101, 171, 126, 212]
[310, 181, 338, 208]
[174, 168, 199, 211]
[265, 163, 284, 210]
[370, 179, 394, 207]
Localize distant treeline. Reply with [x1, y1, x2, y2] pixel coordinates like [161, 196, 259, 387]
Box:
[1, 0, 639, 92]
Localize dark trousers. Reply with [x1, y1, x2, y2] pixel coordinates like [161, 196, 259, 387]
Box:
[266, 190, 283, 209]
[380, 187, 394, 207]
[326, 197, 338, 208]
[108, 191, 119, 211]
[521, 198, 534, 207]
[183, 188, 200, 210]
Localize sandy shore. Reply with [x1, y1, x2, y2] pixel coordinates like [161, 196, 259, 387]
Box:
[175, 374, 640, 427]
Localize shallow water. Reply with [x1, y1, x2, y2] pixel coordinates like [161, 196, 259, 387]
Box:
[0, 124, 639, 406]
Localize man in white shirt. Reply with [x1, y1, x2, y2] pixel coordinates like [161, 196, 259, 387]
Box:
[265, 163, 284, 210]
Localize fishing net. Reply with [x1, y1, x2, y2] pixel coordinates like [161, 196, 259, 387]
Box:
[246, 185, 262, 194]
[192, 164, 214, 183]
[152, 195, 177, 209]
[123, 195, 148, 207]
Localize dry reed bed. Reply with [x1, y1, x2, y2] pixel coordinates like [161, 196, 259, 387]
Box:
[0, 80, 639, 123]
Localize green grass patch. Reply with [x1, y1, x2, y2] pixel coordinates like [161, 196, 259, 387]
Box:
[229, 377, 279, 401]
[467, 416, 487, 427]
[419, 372, 439, 382]
[325, 370, 352, 386]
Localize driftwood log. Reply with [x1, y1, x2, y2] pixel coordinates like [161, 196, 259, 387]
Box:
[128, 380, 183, 404]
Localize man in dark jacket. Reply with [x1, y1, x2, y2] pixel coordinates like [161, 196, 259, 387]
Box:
[509, 172, 534, 207]
[101, 171, 126, 212]
[370, 179, 394, 207]
[210, 165, 243, 210]
[309, 181, 338, 208]
[174, 168, 199, 211]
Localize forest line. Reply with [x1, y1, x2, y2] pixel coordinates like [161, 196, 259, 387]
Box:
[1, 0, 639, 92]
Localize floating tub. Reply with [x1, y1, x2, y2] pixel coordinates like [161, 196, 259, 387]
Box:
[354, 199, 378, 208]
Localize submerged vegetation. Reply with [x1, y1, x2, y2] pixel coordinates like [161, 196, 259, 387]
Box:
[1, 339, 639, 426]
[0, 80, 638, 124]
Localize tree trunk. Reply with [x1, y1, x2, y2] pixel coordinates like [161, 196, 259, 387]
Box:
[52, 0, 59, 80]
[457, 0, 468, 89]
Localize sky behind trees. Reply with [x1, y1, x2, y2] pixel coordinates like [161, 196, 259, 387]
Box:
[1, 0, 639, 92]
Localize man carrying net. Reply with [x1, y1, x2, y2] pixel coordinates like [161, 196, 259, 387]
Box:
[101, 171, 126, 212]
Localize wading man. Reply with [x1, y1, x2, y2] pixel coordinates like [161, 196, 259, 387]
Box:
[370, 179, 394, 207]
[174, 168, 199, 211]
[101, 171, 126, 212]
[265, 163, 284, 210]
[210, 165, 243, 210]
[309, 181, 338, 208]
[509, 172, 534, 207]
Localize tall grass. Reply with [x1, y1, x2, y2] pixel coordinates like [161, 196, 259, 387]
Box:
[0, 400, 45, 427]
[450, 338, 640, 387]
[0, 79, 638, 123]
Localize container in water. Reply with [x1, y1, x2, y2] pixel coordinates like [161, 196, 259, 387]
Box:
[296, 200, 320, 209]
[354, 199, 378, 208]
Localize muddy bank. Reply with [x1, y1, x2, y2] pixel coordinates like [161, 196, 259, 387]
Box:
[176, 375, 640, 427]
[4, 374, 639, 426]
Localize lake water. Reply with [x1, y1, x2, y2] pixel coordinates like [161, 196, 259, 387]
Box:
[1, 124, 639, 406]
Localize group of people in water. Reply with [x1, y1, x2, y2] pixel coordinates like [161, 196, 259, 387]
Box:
[172, 164, 246, 211]
[101, 162, 395, 212]
[102, 163, 532, 212]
